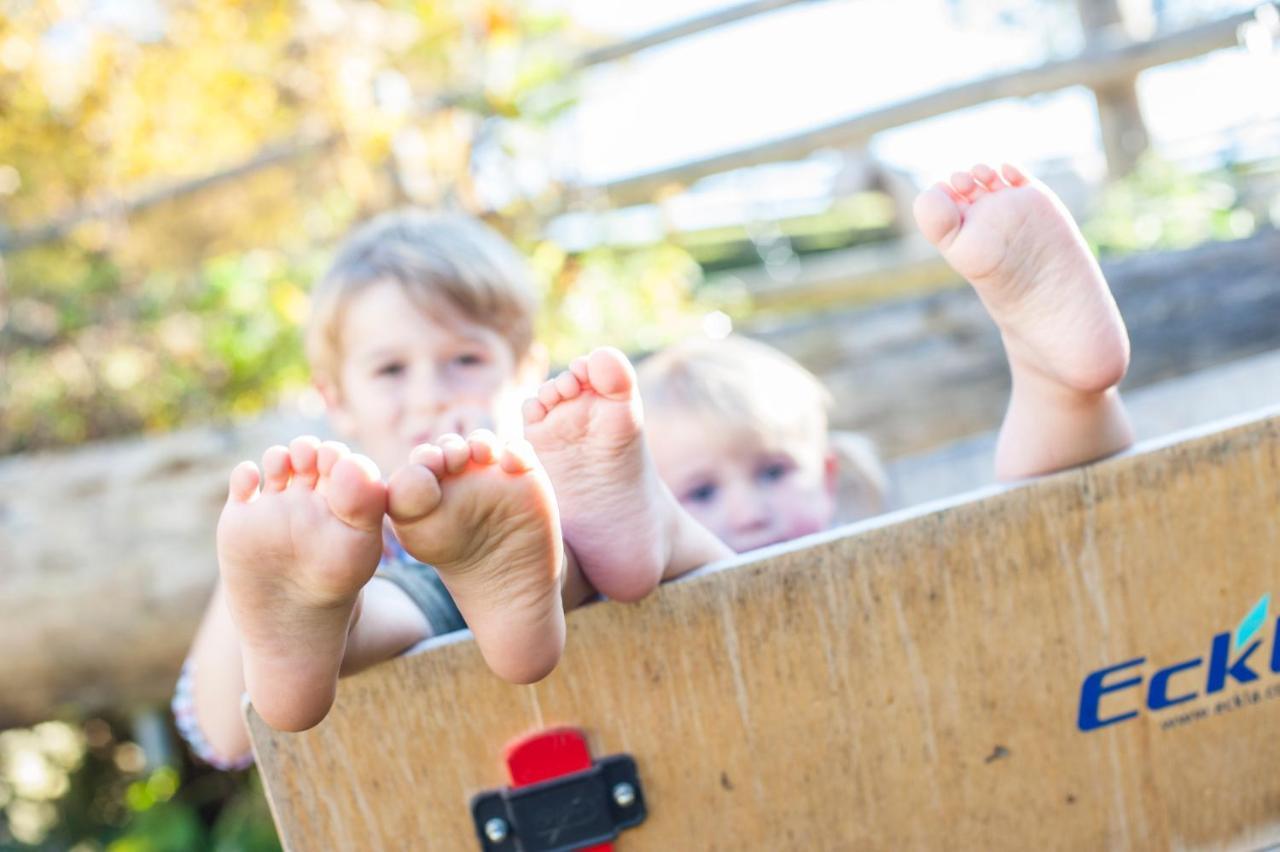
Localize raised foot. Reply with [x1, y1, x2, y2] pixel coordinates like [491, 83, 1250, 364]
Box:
[913, 162, 1129, 394]
[522, 347, 680, 602]
[387, 431, 566, 684]
[217, 436, 387, 731]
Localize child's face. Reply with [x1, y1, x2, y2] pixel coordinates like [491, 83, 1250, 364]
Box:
[647, 409, 837, 554]
[320, 280, 544, 476]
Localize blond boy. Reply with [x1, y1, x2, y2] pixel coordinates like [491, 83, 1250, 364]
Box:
[179, 211, 728, 766]
[638, 335, 888, 554]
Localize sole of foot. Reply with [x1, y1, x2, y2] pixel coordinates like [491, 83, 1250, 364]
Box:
[912, 162, 1129, 393]
[387, 430, 566, 684]
[216, 436, 387, 731]
[522, 347, 683, 603]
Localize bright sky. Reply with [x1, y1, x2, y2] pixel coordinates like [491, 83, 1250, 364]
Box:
[539, 0, 1279, 190]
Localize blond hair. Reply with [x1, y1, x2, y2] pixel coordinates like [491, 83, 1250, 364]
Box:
[638, 335, 888, 520]
[638, 335, 829, 444]
[306, 209, 538, 384]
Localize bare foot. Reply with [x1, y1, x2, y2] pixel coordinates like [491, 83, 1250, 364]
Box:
[913, 162, 1129, 392]
[914, 163, 1133, 476]
[387, 431, 566, 683]
[217, 436, 387, 732]
[523, 347, 731, 602]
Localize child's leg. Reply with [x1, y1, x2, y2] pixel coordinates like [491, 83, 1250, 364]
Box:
[523, 347, 733, 601]
[913, 163, 1134, 479]
[387, 431, 569, 684]
[215, 437, 409, 733]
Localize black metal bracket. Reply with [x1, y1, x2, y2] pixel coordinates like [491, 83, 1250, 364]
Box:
[471, 754, 646, 852]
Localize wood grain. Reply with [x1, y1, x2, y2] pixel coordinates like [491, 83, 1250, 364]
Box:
[250, 408, 1280, 850]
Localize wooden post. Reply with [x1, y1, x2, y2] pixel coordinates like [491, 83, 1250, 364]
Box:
[1077, 0, 1152, 178]
[249, 408, 1280, 850]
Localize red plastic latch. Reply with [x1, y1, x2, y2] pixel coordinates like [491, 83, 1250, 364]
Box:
[504, 727, 613, 852]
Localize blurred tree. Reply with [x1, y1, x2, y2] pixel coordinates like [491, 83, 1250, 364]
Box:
[1, 717, 279, 851]
[0, 0, 714, 455]
[1084, 155, 1261, 256]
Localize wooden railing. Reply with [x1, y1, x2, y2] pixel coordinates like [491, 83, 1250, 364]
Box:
[4, 3, 1274, 252]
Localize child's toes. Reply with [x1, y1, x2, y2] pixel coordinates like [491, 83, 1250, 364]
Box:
[1001, 162, 1029, 187]
[437, 434, 471, 474]
[288, 435, 322, 489]
[553, 370, 582, 400]
[584, 347, 634, 399]
[388, 462, 444, 524]
[316, 440, 350, 478]
[567, 355, 590, 382]
[467, 430, 500, 465]
[536, 379, 563, 410]
[261, 445, 292, 492]
[522, 397, 549, 425]
[327, 454, 386, 532]
[228, 461, 261, 503]
[409, 442, 447, 477]
[912, 184, 965, 249]
[499, 439, 538, 475]
[950, 170, 988, 203]
[971, 163, 1004, 191]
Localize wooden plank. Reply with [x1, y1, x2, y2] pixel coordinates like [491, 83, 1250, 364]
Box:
[249, 408, 1280, 850]
[595, 7, 1263, 206]
[1076, 0, 1152, 178]
[574, 0, 816, 68]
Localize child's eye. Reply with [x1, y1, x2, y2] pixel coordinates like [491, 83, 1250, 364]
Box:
[453, 353, 486, 368]
[684, 482, 718, 504]
[757, 461, 792, 483]
[376, 362, 405, 377]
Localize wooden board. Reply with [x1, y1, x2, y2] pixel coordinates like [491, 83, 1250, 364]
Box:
[257, 407, 1280, 849]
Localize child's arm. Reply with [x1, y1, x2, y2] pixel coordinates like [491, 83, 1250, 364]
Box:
[179, 585, 251, 765]
[181, 577, 434, 766]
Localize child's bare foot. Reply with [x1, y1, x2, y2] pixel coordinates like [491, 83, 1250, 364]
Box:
[387, 431, 566, 684]
[217, 437, 386, 732]
[913, 162, 1129, 393]
[914, 163, 1133, 477]
[523, 347, 731, 601]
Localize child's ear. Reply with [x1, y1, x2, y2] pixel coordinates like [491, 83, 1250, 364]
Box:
[824, 449, 840, 499]
[314, 377, 356, 437]
[515, 341, 550, 388]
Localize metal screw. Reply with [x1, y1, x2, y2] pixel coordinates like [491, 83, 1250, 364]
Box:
[484, 817, 509, 843]
[612, 781, 636, 808]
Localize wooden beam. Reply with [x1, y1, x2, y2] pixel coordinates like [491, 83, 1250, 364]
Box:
[574, 0, 817, 67]
[1076, 0, 1151, 178]
[595, 7, 1266, 206]
[249, 408, 1280, 849]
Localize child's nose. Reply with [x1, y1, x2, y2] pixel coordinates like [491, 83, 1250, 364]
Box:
[724, 487, 770, 532]
[407, 368, 454, 411]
